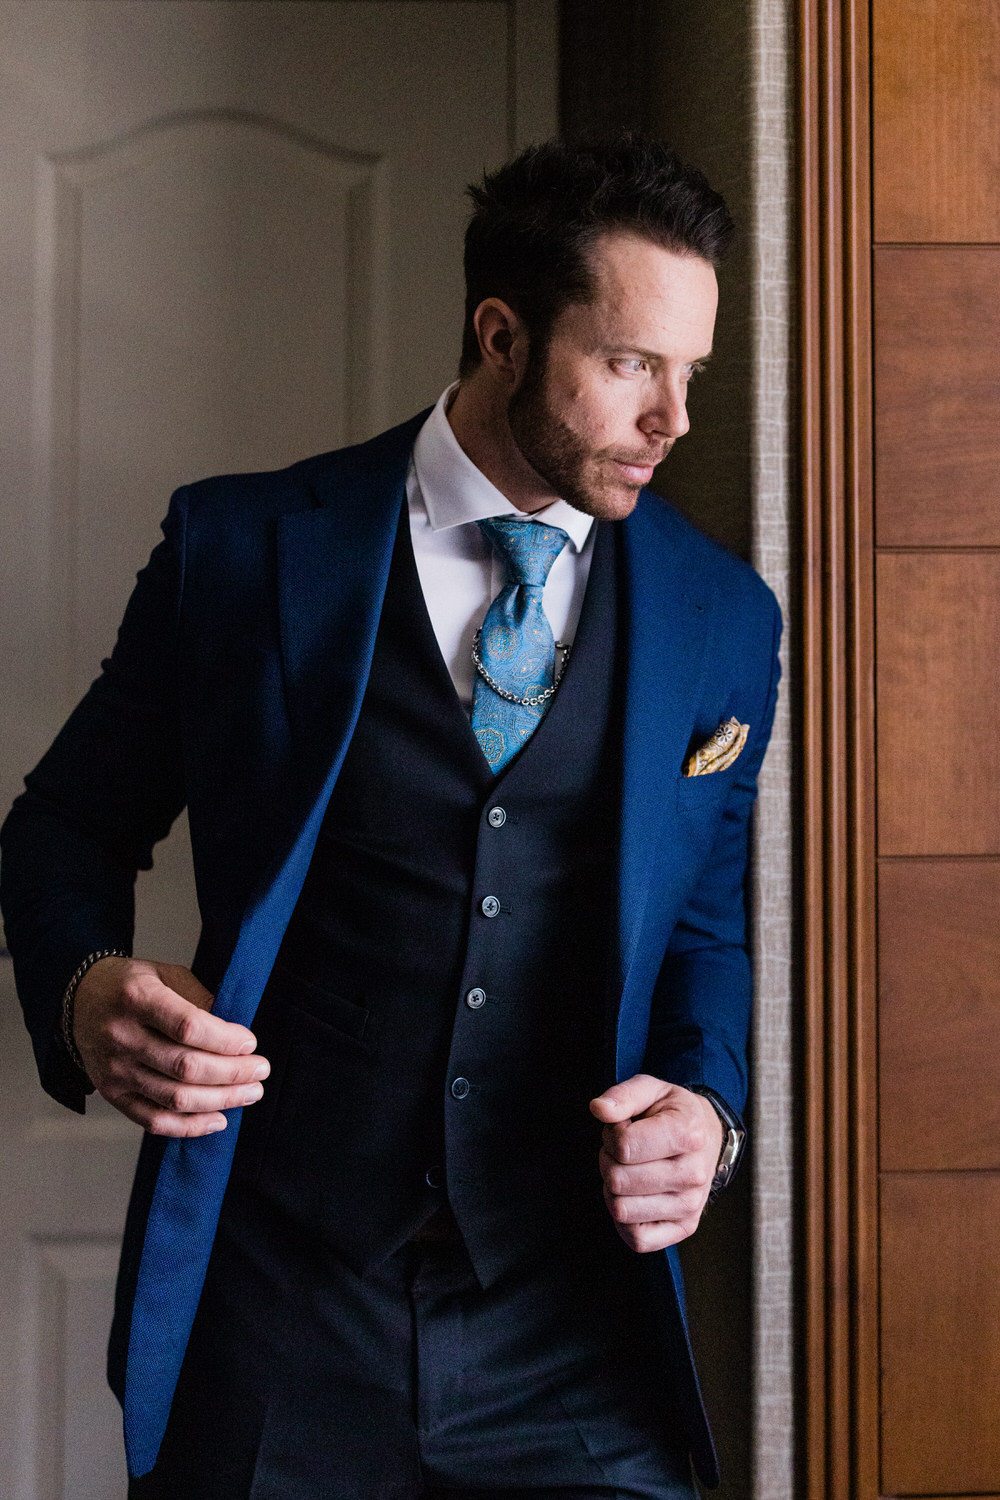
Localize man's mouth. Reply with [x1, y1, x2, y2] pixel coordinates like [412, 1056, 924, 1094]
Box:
[610, 457, 661, 485]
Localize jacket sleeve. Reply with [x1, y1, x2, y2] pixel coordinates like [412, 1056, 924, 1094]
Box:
[0, 490, 190, 1112]
[642, 594, 783, 1118]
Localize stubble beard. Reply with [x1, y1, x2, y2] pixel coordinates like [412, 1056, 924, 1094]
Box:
[507, 345, 669, 521]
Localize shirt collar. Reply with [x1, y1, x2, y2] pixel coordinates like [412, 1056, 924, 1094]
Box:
[412, 383, 595, 554]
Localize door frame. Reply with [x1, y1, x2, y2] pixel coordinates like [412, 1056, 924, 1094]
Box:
[797, 1, 879, 1496]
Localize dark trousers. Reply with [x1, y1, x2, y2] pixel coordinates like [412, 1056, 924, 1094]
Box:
[128, 1182, 696, 1499]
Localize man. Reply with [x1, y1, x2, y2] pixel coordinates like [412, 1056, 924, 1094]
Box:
[1, 136, 780, 1497]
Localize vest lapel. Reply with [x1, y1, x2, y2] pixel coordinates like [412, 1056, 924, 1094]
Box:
[614, 493, 714, 1077]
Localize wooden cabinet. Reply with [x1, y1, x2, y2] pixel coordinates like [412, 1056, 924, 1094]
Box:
[802, 1, 1000, 1494]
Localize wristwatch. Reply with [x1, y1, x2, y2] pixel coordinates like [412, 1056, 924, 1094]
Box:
[688, 1085, 747, 1196]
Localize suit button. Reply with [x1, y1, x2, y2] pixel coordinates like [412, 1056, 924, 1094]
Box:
[480, 895, 501, 918]
[465, 987, 486, 1009]
[450, 1076, 471, 1100]
[487, 807, 506, 827]
[425, 1165, 444, 1188]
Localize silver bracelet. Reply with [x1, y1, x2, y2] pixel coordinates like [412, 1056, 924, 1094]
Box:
[61, 948, 130, 1077]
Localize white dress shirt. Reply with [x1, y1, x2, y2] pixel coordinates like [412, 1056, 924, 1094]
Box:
[408, 384, 595, 710]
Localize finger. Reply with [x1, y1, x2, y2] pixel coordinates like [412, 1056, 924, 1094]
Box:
[613, 1216, 701, 1254]
[133, 979, 258, 1057]
[130, 1065, 265, 1116]
[590, 1073, 672, 1125]
[137, 1033, 270, 1088]
[110, 1093, 230, 1138]
[603, 1186, 707, 1226]
[598, 1147, 702, 1196]
[601, 1109, 709, 1166]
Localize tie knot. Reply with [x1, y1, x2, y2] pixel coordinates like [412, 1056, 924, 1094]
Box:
[477, 517, 569, 587]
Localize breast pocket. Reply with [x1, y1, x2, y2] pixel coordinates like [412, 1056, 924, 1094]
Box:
[675, 763, 738, 810]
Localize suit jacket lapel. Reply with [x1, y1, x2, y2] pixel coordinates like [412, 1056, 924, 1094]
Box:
[276, 410, 428, 793]
[614, 493, 713, 1069]
[124, 412, 433, 1479]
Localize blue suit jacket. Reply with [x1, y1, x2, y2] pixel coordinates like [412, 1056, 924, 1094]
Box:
[0, 410, 781, 1485]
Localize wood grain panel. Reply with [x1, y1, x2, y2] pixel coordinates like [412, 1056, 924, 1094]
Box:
[876, 553, 1000, 854]
[882, 1173, 1000, 1493]
[873, 0, 1000, 241]
[799, 1, 880, 1494]
[879, 859, 1000, 1168]
[875, 248, 1000, 546]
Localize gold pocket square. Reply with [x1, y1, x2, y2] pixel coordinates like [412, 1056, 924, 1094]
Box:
[684, 717, 749, 777]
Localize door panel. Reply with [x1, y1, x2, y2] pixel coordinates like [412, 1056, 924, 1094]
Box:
[0, 6, 555, 1496]
[881, 1173, 1000, 1494]
[874, 247, 1000, 546]
[879, 859, 1000, 1169]
[873, 0, 1000, 241]
[876, 552, 1000, 856]
[62, 112, 385, 701]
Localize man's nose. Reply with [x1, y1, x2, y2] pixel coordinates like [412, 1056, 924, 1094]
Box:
[642, 382, 690, 442]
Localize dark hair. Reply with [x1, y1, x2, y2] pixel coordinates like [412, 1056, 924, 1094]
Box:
[459, 134, 734, 375]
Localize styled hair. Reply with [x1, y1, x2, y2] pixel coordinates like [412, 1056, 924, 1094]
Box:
[459, 134, 734, 375]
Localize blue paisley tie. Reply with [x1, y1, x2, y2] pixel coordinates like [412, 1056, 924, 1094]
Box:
[471, 517, 570, 772]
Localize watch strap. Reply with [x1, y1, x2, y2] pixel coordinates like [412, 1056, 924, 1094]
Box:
[688, 1084, 747, 1196]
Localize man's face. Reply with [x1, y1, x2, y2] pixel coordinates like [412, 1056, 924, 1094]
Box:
[507, 234, 718, 521]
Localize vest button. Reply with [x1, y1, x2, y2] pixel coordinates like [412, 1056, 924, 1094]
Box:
[450, 1076, 471, 1100]
[425, 1165, 444, 1188]
[465, 987, 486, 1009]
[480, 895, 501, 918]
[487, 806, 506, 827]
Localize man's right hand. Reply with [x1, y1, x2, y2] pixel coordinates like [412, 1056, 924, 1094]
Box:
[72, 956, 269, 1136]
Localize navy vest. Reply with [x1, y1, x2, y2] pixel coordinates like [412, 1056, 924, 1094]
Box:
[242, 506, 620, 1287]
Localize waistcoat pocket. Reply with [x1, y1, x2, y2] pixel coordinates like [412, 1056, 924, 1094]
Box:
[268, 959, 371, 1041]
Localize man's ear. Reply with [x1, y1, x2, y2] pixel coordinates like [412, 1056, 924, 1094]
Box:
[472, 298, 528, 384]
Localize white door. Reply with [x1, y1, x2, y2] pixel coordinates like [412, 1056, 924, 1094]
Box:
[0, 5, 556, 1495]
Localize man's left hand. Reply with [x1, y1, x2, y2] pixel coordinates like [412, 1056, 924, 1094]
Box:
[590, 1074, 724, 1253]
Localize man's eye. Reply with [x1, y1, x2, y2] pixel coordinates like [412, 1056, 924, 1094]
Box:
[614, 358, 646, 374]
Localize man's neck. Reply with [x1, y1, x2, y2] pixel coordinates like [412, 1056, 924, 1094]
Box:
[445, 378, 557, 515]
